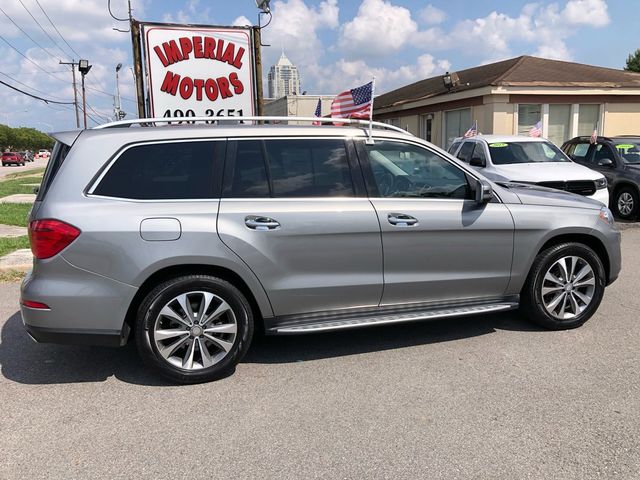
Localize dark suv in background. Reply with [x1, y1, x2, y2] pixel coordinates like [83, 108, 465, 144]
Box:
[561, 136, 640, 220]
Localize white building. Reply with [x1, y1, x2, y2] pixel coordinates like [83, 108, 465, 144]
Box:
[264, 95, 335, 124]
[267, 51, 301, 99]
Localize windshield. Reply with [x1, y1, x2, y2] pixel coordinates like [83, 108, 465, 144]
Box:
[614, 141, 640, 164]
[488, 141, 570, 165]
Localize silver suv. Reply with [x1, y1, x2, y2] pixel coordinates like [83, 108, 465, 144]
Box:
[21, 118, 622, 384]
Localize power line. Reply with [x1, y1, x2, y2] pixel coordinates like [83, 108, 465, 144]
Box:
[0, 5, 62, 62]
[0, 71, 68, 101]
[16, 0, 69, 60]
[34, 0, 82, 59]
[0, 78, 75, 104]
[0, 34, 67, 83]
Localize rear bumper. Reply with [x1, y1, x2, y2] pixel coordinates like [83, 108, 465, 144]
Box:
[23, 322, 129, 347]
[20, 257, 137, 346]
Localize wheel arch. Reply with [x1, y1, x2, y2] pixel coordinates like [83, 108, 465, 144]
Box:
[536, 233, 610, 283]
[124, 264, 271, 337]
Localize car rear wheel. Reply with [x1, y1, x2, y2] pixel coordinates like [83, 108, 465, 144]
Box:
[135, 275, 254, 384]
[520, 242, 605, 330]
[613, 186, 639, 220]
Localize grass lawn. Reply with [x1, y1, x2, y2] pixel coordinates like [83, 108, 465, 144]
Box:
[0, 235, 30, 257]
[0, 203, 32, 227]
[3, 167, 46, 179]
[0, 175, 43, 197]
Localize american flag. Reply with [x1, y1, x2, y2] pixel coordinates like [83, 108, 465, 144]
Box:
[590, 123, 598, 144]
[312, 98, 322, 126]
[330, 81, 373, 119]
[464, 120, 478, 138]
[529, 120, 542, 137]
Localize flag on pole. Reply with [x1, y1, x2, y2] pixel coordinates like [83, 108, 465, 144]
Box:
[312, 98, 322, 125]
[529, 120, 542, 137]
[590, 123, 598, 144]
[330, 81, 373, 119]
[463, 120, 478, 138]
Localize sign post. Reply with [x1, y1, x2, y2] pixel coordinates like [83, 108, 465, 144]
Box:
[141, 23, 259, 122]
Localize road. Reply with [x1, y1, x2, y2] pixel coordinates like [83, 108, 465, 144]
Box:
[1, 229, 639, 479]
[0, 157, 48, 179]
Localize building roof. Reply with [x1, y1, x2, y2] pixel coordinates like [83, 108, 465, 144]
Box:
[374, 55, 640, 110]
[275, 51, 293, 67]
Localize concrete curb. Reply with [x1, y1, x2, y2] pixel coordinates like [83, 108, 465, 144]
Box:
[0, 249, 32, 273]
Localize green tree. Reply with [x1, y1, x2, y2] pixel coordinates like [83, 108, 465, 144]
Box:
[0, 125, 53, 151]
[625, 49, 640, 72]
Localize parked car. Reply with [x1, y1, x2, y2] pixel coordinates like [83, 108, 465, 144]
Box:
[449, 135, 609, 206]
[21, 119, 621, 384]
[561, 136, 640, 220]
[35, 149, 50, 160]
[1, 151, 25, 166]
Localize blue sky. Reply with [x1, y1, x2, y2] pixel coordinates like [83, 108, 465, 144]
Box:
[0, 0, 634, 130]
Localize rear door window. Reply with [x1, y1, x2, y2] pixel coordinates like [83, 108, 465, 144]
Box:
[93, 141, 219, 199]
[223, 138, 355, 198]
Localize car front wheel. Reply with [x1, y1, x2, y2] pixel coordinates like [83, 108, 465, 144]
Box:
[520, 242, 606, 330]
[135, 275, 254, 384]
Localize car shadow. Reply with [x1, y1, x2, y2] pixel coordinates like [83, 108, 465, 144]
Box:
[0, 309, 544, 386]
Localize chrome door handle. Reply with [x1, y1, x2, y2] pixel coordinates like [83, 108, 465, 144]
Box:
[245, 216, 281, 231]
[387, 213, 418, 227]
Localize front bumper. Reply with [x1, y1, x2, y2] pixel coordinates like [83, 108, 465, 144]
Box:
[589, 188, 609, 207]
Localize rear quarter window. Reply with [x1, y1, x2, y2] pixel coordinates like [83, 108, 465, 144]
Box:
[93, 141, 219, 200]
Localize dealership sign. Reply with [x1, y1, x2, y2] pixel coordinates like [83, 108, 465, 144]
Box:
[142, 24, 257, 120]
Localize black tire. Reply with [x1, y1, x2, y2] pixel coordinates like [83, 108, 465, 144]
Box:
[520, 242, 606, 330]
[612, 186, 639, 220]
[135, 275, 254, 384]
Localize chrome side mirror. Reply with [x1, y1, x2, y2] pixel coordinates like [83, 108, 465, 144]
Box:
[475, 179, 493, 205]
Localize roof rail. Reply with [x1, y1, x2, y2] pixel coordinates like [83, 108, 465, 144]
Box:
[93, 116, 411, 135]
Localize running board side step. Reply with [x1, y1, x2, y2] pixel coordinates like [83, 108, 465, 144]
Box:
[272, 302, 518, 334]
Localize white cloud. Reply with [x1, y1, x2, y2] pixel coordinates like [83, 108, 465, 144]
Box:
[231, 15, 253, 27]
[447, 0, 610, 62]
[339, 0, 418, 56]
[162, 0, 214, 24]
[419, 4, 447, 25]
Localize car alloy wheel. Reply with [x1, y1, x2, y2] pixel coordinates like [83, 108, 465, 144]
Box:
[152, 291, 238, 370]
[541, 255, 595, 320]
[617, 191, 634, 217]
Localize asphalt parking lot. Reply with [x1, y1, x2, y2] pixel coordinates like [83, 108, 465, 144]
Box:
[1, 228, 639, 479]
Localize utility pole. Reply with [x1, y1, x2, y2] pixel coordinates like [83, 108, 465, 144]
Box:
[59, 60, 80, 128]
[128, 0, 146, 118]
[253, 26, 264, 118]
[78, 60, 92, 129]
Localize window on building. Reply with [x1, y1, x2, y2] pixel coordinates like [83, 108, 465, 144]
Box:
[517, 104, 542, 136]
[577, 104, 600, 137]
[548, 104, 572, 146]
[388, 118, 401, 127]
[94, 141, 217, 199]
[444, 108, 471, 149]
[420, 114, 433, 143]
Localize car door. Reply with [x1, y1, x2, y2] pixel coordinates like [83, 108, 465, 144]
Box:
[589, 143, 618, 185]
[357, 138, 515, 307]
[217, 137, 383, 317]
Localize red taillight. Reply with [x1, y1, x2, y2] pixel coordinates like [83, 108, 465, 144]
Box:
[21, 300, 50, 310]
[28, 219, 81, 259]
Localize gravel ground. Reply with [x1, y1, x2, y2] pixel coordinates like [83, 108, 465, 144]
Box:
[1, 229, 639, 479]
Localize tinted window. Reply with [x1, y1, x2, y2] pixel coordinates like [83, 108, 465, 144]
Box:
[448, 141, 461, 154]
[365, 141, 470, 199]
[488, 141, 570, 165]
[36, 141, 70, 201]
[94, 141, 217, 199]
[456, 141, 475, 163]
[265, 139, 354, 197]
[472, 143, 487, 163]
[614, 141, 640, 164]
[224, 140, 269, 198]
[593, 144, 616, 166]
[566, 142, 591, 161]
